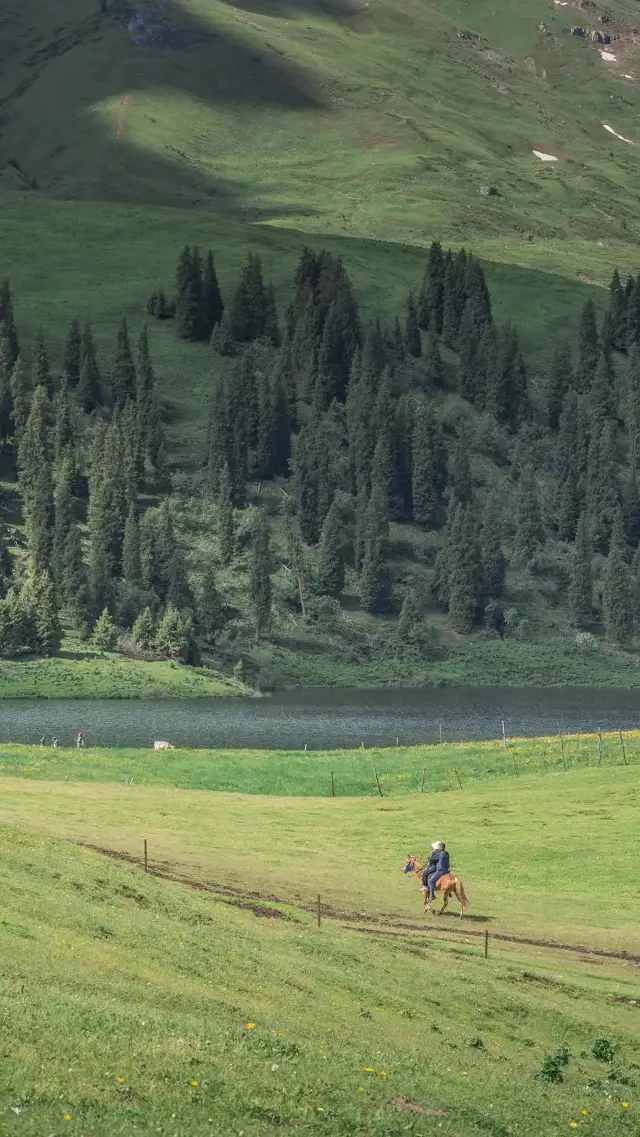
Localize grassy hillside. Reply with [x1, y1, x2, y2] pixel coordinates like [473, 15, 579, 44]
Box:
[1, 755, 639, 1134]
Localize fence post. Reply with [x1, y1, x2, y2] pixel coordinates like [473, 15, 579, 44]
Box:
[420, 767, 426, 793]
[557, 724, 567, 773]
[330, 771, 335, 797]
[144, 839, 148, 873]
[439, 723, 443, 745]
[317, 894, 321, 928]
[373, 764, 383, 797]
[619, 730, 628, 766]
[501, 720, 507, 750]
[597, 730, 603, 766]
[484, 929, 489, 959]
[453, 767, 463, 790]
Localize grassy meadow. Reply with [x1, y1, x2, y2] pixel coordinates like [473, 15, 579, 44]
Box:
[1, 738, 639, 1135]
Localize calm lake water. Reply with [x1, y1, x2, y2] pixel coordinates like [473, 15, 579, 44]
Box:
[2, 688, 640, 750]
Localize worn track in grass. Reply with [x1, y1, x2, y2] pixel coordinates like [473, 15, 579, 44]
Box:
[78, 841, 640, 967]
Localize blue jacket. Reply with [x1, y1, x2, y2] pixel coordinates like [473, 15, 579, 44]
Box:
[435, 849, 450, 874]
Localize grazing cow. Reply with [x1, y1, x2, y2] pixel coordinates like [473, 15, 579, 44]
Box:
[153, 740, 176, 751]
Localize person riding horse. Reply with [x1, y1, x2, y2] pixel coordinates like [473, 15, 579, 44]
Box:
[427, 842, 450, 902]
[420, 841, 441, 894]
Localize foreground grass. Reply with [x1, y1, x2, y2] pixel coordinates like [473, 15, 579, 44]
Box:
[1, 827, 638, 1137]
[1, 754, 638, 951]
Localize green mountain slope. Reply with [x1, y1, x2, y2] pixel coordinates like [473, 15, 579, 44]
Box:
[1, 0, 640, 268]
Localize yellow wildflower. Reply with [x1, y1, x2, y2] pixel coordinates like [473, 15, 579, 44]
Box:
[361, 1067, 375, 1073]
[358, 1087, 364, 1093]
[191, 1080, 199, 1087]
[569, 1124, 578, 1130]
[580, 1109, 589, 1116]
[246, 1023, 256, 1030]
[621, 1102, 630, 1110]
[117, 1077, 125, 1084]
[64, 1115, 72, 1121]
[378, 1071, 388, 1078]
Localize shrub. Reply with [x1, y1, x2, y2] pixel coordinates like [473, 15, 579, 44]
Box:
[592, 1038, 615, 1063]
[92, 608, 118, 651]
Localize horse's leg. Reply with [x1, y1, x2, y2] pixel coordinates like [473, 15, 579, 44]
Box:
[439, 887, 449, 916]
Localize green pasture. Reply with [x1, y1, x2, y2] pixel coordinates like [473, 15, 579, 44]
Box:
[0, 825, 638, 1137]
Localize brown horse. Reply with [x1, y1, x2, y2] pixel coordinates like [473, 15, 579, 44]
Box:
[403, 855, 469, 918]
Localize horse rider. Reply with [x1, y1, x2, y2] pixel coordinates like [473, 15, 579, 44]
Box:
[421, 841, 441, 893]
[427, 841, 450, 902]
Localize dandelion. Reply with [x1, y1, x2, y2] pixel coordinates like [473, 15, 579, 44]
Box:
[117, 1077, 125, 1084]
[361, 1067, 375, 1073]
[379, 1071, 388, 1078]
[191, 1081, 199, 1088]
[621, 1102, 630, 1110]
[569, 1123, 578, 1129]
[580, 1109, 589, 1116]
[246, 1023, 256, 1030]
[64, 1114, 72, 1121]
[358, 1087, 364, 1093]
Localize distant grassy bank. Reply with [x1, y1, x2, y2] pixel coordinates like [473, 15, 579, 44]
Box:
[0, 729, 636, 796]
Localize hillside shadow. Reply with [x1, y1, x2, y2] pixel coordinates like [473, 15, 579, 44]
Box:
[4, 0, 327, 216]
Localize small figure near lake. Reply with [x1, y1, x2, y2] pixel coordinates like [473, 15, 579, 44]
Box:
[39, 736, 45, 747]
[76, 731, 85, 748]
[51, 737, 58, 748]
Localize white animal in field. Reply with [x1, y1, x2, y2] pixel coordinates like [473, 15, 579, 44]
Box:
[153, 740, 176, 750]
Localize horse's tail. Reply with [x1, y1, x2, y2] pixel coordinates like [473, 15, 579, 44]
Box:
[454, 877, 469, 914]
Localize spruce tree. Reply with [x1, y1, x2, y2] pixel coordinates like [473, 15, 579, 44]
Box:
[132, 606, 156, 649]
[576, 297, 599, 392]
[0, 337, 15, 442]
[19, 568, 61, 655]
[62, 525, 90, 629]
[589, 350, 616, 432]
[272, 370, 291, 477]
[556, 389, 583, 541]
[514, 466, 543, 564]
[264, 283, 280, 348]
[52, 457, 74, 587]
[480, 494, 506, 600]
[609, 267, 627, 351]
[155, 604, 194, 661]
[0, 279, 19, 364]
[0, 510, 13, 598]
[397, 587, 425, 651]
[31, 330, 53, 397]
[623, 449, 640, 549]
[217, 461, 235, 564]
[411, 403, 447, 529]
[447, 505, 481, 633]
[317, 498, 346, 597]
[457, 306, 479, 403]
[176, 246, 206, 341]
[360, 485, 391, 614]
[603, 507, 632, 645]
[569, 512, 593, 628]
[198, 563, 225, 643]
[448, 428, 473, 506]
[404, 294, 421, 358]
[62, 319, 82, 387]
[18, 385, 53, 570]
[418, 240, 445, 332]
[202, 249, 224, 335]
[423, 314, 444, 388]
[92, 607, 119, 651]
[486, 325, 528, 431]
[586, 422, 619, 553]
[10, 359, 30, 440]
[250, 514, 273, 639]
[111, 318, 136, 406]
[547, 342, 573, 430]
[122, 505, 142, 588]
[78, 322, 102, 412]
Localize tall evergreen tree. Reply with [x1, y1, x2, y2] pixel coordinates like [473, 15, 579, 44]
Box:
[10, 359, 30, 441]
[198, 563, 225, 644]
[569, 512, 593, 628]
[122, 505, 142, 588]
[404, 294, 421, 358]
[575, 297, 599, 392]
[52, 457, 74, 587]
[61, 319, 82, 387]
[250, 514, 273, 639]
[61, 524, 90, 628]
[176, 245, 207, 342]
[19, 568, 61, 655]
[448, 428, 473, 506]
[217, 461, 235, 565]
[78, 322, 102, 412]
[411, 403, 447, 529]
[111, 318, 136, 406]
[447, 504, 481, 632]
[547, 342, 573, 431]
[603, 507, 632, 645]
[202, 249, 224, 336]
[423, 314, 444, 388]
[609, 268, 627, 352]
[418, 240, 445, 332]
[480, 493, 506, 600]
[0, 279, 19, 364]
[514, 466, 543, 564]
[317, 498, 346, 597]
[18, 385, 53, 570]
[0, 337, 15, 442]
[31, 330, 53, 397]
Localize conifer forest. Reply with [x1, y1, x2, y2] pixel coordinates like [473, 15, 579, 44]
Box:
[0, 244, 639, 688]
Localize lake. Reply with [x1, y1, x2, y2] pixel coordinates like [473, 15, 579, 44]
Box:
[2, 687, 640, 749]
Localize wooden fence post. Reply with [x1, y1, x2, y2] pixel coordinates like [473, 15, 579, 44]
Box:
[557, 724, 567, 772]
[501, 720, 507, 750]
[439, 723, 443, 745]
[330, 771, 335, 797]
[453, 767, 463, 790]
[144, 839, 148, 873]
[317, 894, 321, 928]
[484, 929, 489, 959]
[373, 764, 383, 797]
[619, 730, 628, 765]
[597, 730, 603, 766]
[420, 767, 426, 793]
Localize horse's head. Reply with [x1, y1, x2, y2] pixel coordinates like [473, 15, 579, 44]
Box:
[403, 855, 417, 874]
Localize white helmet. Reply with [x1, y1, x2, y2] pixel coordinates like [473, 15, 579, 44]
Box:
[431, 841, 441, 851]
